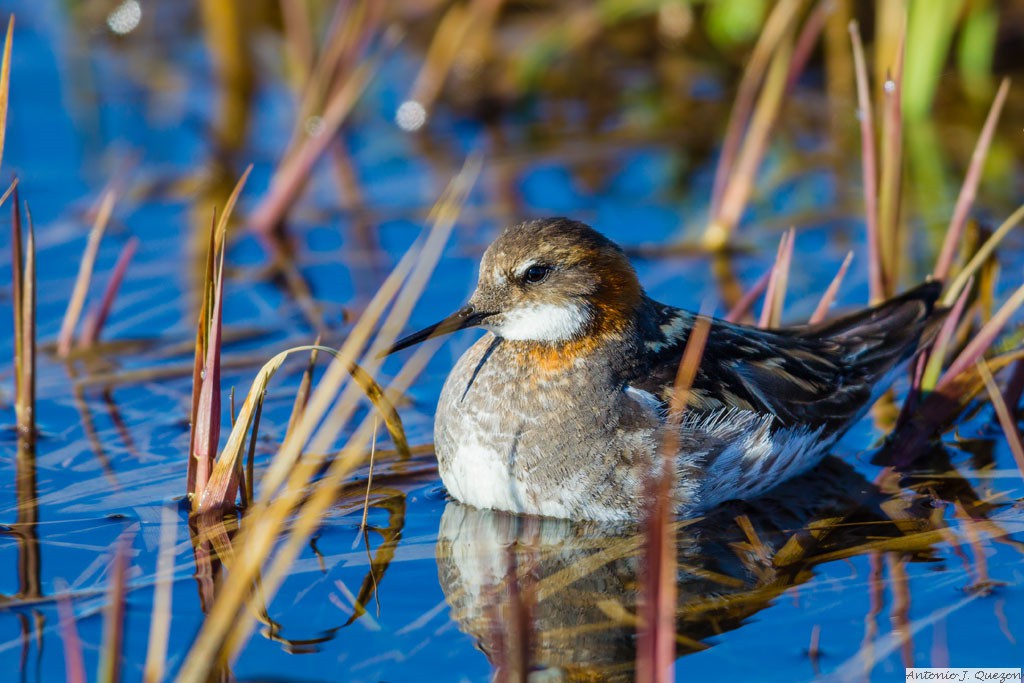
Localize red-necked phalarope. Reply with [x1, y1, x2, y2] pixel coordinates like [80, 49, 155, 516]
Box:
[386, 218, 942, 521]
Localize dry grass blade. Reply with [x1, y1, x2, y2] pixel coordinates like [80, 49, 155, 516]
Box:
[55, 580, 86, 683]
[403, 0, 502, 124]
[876, 29, 905, 296]
[187, 167, 251, 506]
[921, 280, 971, 391]
[216, 164, 252, 245]
[11, 189, 23, 419]
[0, 14, 13, 169]
[809, 251, 853, 324]
[786, 0, 830, 92]
[936, 280, 1024, 394]
[284, 339, 321, 440]
[943, 203, 1024, 307]
[59, 191, 116, 356]
[849, 21, 883, 303]
[345, 362, 410, 459]
[244, 397, 264, 506]
[284, 0, 378, 148]
[356, 418, 379, 544]
[977, 361, 1024, 480]
[637, 315, 711, 683]
[98, 533, 131, 683]
[143, 505, 178, 683]
[706, 15, 797, 249]
[709, 0, 805, 217]
[192, 240, 225, 509]
[196, 345, 409, 513]
[257, 155, 478, 502]
[187, 213, 218, 499]
[279, 0, 314, 87]
[725, 269, 771, 324]
[234, 248, 415, 508]
[231, 344, 437, 666]
[175, 159, 478, 682]
[79, 236, 138, 349]
[0, 176, 16, 208]
[22, 206, 35, 434]
[251, 61, 376, 235]
[758, 229, 794, 328]
[934, 78, 1011, 282]
[11, 191, 36, 436]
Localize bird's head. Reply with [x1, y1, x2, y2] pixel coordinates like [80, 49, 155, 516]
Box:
[384, 218, 644, 354]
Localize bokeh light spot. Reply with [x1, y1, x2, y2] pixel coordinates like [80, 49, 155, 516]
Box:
[107, 0, 142, 35]
[395, 100, 427, 132]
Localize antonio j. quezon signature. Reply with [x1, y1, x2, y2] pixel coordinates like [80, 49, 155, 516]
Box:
[906, 669, 1022, 683]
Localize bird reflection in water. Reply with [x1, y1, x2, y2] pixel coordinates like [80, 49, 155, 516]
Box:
[434, 456, 945, 682]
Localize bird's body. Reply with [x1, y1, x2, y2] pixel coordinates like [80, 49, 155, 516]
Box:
[389, 219, 942, 521]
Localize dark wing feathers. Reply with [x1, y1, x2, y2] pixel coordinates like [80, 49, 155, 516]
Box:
[632, 282, 942, 431]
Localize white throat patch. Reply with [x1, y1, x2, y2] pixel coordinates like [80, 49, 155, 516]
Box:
[492, 302, 589, 342]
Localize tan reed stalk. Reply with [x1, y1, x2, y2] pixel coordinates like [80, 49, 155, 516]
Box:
[78, 237, 138, 349]
[705, 16, 798, 249]
[933, 78, 1011, 282]
[849, 21, 884, 303]
[58, 191, 115, 356]
[758, 228, 795, 328]
[809, 251, 854, 324]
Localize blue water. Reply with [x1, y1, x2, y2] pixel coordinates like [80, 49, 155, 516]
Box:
[1, 2, 1022, 681]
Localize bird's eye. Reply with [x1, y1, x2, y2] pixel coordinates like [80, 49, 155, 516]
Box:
[522, 264, 551, 284]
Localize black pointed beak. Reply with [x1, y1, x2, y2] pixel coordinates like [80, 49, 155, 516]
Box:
[381, 305, 492, 357]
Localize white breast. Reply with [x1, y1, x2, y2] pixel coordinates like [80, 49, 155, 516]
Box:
[439, 438, 526, 514]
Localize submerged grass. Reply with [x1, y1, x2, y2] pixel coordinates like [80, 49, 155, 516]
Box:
[55, 581, 86, 683]
[142, 505, 177, 683]
[98, 533, 131, 683]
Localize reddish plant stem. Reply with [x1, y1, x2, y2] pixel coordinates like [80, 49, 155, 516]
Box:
[933, 78, 1011, 282]
[725, 269, 771, 324]
[79, 237, 139, 348]
[809, 251, 853, 324]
